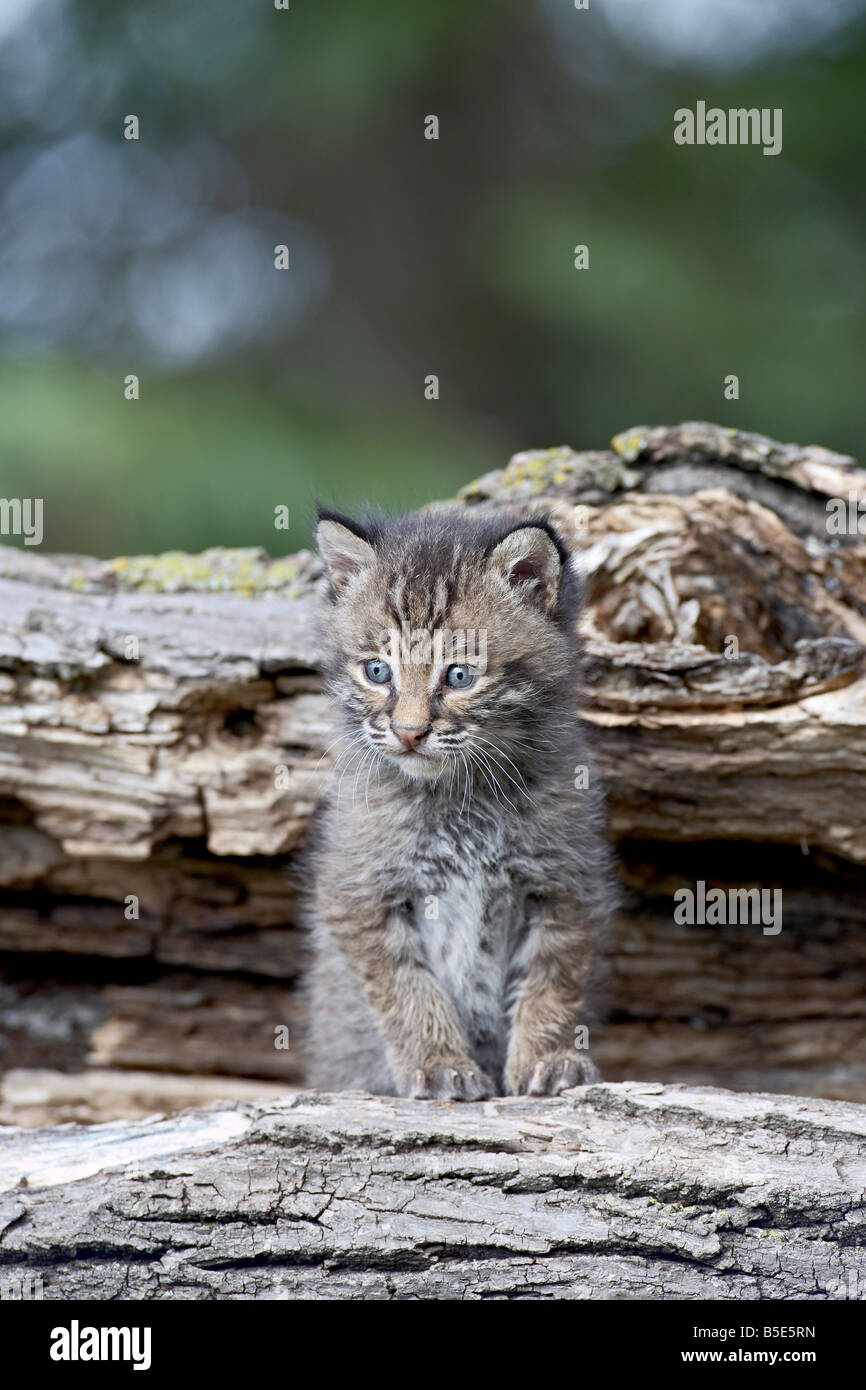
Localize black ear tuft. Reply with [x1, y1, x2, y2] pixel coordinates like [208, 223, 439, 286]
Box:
[492, 516, 570, 566]
[315, 505, 372, 543]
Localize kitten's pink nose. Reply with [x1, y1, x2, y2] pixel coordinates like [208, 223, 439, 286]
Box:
[392, 724, 429, 750]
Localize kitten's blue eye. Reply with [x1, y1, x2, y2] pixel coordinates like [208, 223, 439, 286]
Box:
[445, 664, 475, 690]
[364, 659, 392, 684]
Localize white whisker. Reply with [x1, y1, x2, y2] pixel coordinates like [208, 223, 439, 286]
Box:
[351, 745, 377, 808]
[467, 746, 501, 806]
[470, 744, 519, 812]
[458, 749, 472, 816]
[468, 733, 536, 807]
[470, 733, 530, 785]
[365, 748, 385, 808]
[335, 738, 372, 804]
[313, 729, 357, 770]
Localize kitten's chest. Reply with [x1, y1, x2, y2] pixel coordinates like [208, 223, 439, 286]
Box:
[420, 872, 509, 982]
[408, 823, 521, 1053]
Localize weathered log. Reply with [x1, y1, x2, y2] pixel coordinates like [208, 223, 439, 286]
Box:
[0, 1068, 291, 1128]
[1, 422, 863, 864]
[0, 1083, 863, 1300]
[1, 421, 866, 1112]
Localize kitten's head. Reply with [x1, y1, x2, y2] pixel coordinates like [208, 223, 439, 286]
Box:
[315, 506, 580, 791]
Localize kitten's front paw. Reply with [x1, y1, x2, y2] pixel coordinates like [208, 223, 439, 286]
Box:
[508, 1051, 600, 1096]
[406, 1059, 494, 1101]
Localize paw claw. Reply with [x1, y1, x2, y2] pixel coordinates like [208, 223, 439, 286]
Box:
[408, 1068, 428, 1100]
[526, 1061, 549, 1096]
[514, 1051, 600, 1096]
[404, 1059, 493, 1102]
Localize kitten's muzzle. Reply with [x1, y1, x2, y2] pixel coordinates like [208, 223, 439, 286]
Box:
[391, 723, 431, 751]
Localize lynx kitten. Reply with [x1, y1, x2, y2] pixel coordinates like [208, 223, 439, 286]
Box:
[305, 506, 615, 1100]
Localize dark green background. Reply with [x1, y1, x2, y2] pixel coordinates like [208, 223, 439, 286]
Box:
[1, 0, 864, 555]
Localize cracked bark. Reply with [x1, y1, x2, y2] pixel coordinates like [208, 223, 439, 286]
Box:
[0, 1083, 863, 1300]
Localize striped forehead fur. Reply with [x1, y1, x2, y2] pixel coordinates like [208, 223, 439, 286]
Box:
[315, 505, 580, 629]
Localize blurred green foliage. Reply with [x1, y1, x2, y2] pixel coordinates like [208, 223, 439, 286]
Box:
[0, 0, 864, 556]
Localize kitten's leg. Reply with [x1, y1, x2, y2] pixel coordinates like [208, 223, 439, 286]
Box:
[306, 925, 397, 1093]
[504, 903, 601, 1096]
[319, 904, 494, 1101]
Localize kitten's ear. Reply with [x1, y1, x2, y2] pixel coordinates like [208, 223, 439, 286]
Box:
[316, 515, 376, 596]
[489, 525, 564, 611]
